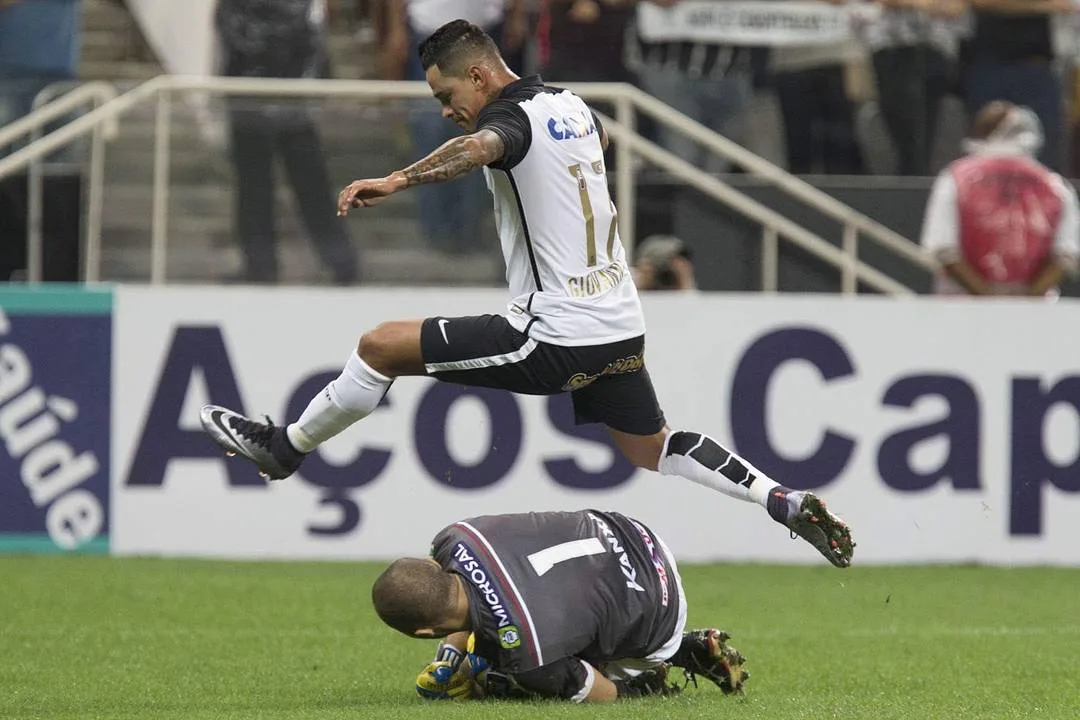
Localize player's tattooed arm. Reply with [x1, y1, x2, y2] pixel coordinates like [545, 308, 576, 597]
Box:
[399, 129, 506, 187]
[336, 130, 505, 214]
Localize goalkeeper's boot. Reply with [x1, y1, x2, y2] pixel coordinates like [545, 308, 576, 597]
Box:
[199, 404, 305, 481]
[768, 489, 855, 568]
[670, 629, 748, 695]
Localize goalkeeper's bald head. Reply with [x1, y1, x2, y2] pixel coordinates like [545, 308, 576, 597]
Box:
[372, 558, 461, 637]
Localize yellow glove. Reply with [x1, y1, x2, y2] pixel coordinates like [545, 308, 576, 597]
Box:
[415, 644, 477, 701]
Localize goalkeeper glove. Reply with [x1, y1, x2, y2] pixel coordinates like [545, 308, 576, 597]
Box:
[416, 642, 477, 700]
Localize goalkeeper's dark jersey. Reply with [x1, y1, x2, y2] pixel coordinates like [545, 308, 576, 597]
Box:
[430, 509, 682, 674]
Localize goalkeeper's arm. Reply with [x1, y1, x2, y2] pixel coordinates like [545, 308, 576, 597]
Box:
[513, 658, 676, 703]
[435, 632, 471, 658]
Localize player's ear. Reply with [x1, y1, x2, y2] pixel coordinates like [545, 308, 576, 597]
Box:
[468, 64, 485, 90]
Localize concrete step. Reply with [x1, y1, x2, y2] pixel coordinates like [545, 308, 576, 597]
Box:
[101, 178, 422, 222]
[80, 60, 161, 82]
[100, 207, 426, 253]
[100, 235, 504, 286]
[82, 0, 137, 29]
[76, 0, 474, 287]
[80, 0, 160, 76]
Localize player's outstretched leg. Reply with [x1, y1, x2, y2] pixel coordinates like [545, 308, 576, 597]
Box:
[199, 405, 305, 480]
[612, 428, 855, 567]
[200, 322, 415, 480]
[660, 430, 854, 567]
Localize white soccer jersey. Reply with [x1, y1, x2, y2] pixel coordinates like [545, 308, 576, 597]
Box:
[477, 76, 645, 347]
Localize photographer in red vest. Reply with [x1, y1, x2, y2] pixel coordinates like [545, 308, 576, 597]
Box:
[920, 101, 1079, 298]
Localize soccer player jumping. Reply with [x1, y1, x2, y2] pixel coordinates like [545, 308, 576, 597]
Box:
[200, 20, 855, 568]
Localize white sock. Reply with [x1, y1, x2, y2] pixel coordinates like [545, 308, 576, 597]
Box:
[657, 430, 780, 507]
[285, 351, 392, 453]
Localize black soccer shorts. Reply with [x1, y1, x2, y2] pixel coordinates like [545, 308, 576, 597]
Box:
[420, 314, 665, 436]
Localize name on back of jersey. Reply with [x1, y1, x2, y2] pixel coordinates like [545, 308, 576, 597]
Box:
[567, 261, 626, 299]
[547, 111, 597, 141]
[588, 513, 645, 593]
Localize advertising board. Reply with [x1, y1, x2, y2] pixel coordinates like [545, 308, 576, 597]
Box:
[111, 288, 1080, 564]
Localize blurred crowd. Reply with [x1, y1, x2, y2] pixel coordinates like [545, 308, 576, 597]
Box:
[358, 0, 1080, 296]
[0, 0, 81, 135]
[3, 0, 1080, 294]
[356, 0, 1080, 179]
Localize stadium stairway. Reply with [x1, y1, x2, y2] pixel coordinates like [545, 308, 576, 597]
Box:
[70, 1, 966, 290]
[74, 0, 503, 286]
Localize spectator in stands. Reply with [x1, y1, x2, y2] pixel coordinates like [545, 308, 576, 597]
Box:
[1070, 63, 1080, 178]
[540, 1, 636, 86]
[919, 101, 1079, 297]
[963, 0, 1073, 171]
[855, 0, 965, 176]
[0, 0, 82, 157]
[771, 0, 866, 175]
[379, 0, 527, 256]
[632, 234, 697, 291]
[540, 0, 638, 167]
[352, 0, 377, 44]
[216, 0, 359, 285]
[633, 0, 754, 173]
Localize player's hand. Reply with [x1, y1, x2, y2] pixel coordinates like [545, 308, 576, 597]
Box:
[415, 660, 477, 701]
[336, 175, 405, 215]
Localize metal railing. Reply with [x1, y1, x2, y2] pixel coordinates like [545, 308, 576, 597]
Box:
[0, 74, 938, 291]
[142, 76, 637, 285]
[0, 81, 119, 282]
[621, 87, 939, 292]
[596, 112, 915, 295]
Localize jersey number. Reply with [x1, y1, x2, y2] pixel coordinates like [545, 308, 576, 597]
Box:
[526, 537, 606, 576]
[567, 163, 618, 267]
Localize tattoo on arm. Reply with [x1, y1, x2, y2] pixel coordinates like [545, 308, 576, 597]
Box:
[401, 130, 506, 187]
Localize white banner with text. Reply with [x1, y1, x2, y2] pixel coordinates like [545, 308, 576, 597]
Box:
[111, 288, 1080, 565]
[636, 1, 870, 47]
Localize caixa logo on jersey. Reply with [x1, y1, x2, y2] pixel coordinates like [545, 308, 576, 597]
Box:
[546, 112, 596, 142]
[0, 293, 111, 553]
[125, 326, 636, 538]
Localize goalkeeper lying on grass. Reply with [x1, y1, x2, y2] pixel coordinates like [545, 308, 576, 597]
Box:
[371, 509, 748, 702]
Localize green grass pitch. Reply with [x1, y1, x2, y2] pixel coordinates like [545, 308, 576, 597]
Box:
[2, 557, 1078, 719]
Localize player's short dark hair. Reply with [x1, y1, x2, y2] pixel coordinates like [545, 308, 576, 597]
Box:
[371, 558, 457, 635]
[418, 19, 500, 74]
